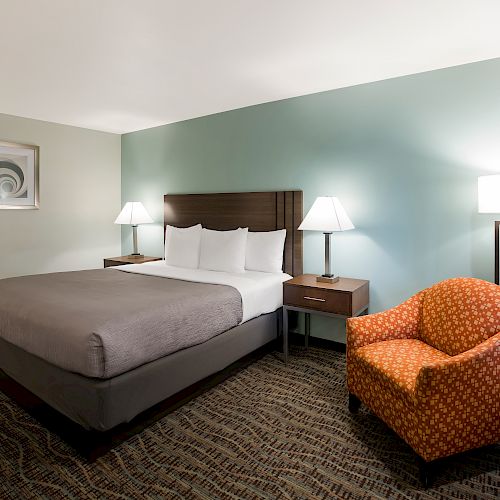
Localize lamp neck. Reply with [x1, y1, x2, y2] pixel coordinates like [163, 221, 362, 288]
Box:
[132, 225, 139, 255]
[323, 232, 333, 277]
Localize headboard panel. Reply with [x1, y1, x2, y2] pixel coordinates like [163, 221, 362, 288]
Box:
[164, 191, 303, 276]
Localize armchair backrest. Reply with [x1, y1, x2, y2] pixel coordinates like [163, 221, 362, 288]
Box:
[420, 277, 500, 356]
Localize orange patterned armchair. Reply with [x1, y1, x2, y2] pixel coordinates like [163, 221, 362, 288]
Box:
[346, 277, 500, 485]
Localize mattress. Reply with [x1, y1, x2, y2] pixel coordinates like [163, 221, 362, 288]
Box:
[117, 261, 291, 322]
[0, 264, 290, 380]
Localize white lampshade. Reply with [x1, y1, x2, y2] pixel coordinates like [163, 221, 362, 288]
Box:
[478, 175, 500, 213]
[299, 196, 354, 232]
[114, 202, 154, 225]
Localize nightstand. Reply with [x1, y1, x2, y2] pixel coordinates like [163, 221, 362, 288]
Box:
[104, 256, 162, 268]
[282, 274, 369, 364]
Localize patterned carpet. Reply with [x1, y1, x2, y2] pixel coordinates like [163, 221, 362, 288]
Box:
[0, 346, 498, 499]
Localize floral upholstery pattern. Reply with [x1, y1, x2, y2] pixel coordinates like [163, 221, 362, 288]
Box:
[420, 278, 499, 356]
[347, 278, 500, 462]
[347, 292, 424, 351]
[355, 339, 449, 398]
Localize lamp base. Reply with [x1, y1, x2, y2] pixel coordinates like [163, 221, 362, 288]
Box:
[317, 275, 339, 284]
[128, 253, 144, 258]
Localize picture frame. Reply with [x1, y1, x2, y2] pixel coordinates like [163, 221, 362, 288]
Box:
[495, 221, 499, 285]
[0, 141, 39, 209]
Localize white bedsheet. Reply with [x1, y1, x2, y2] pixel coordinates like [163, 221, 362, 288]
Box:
[116, 261, 291, 323]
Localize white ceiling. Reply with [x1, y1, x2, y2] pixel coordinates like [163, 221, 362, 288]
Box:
[1, 1, 500, 134]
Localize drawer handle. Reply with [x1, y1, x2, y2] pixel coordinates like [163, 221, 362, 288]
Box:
[303, 296, 326, 302]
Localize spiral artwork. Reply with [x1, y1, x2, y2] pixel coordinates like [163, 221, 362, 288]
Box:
[0, 157, 28, 201]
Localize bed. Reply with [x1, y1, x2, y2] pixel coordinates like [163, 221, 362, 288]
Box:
[0, 191, 303, 443]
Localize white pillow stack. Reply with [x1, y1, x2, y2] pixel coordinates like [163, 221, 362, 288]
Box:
[164, 224, 202, 269]
[245, 229, 286, 273]
[164, 224, 287, 274]
[199, 228, 248, 273]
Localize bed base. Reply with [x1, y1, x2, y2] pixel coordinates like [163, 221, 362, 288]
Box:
[0, 311, 280, 460]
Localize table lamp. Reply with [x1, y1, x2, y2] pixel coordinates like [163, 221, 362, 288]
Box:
[115, 201, 154, 257]
[478, 175, 500, 284]
[298, 196, 354, 283]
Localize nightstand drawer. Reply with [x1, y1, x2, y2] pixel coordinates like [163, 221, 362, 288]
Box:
[284, 285, 351, 315]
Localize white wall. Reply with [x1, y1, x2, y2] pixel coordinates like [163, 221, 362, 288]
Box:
[0, 113, 121, 279]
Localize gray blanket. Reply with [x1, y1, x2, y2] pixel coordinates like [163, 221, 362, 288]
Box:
[0, 269, 242, 378]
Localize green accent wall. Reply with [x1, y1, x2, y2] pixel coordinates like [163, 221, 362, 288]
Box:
[122, 58, 500, 341]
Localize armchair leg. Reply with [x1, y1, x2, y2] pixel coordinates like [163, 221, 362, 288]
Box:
[417, 456, 434, 488]
[348, 392, 361, 413]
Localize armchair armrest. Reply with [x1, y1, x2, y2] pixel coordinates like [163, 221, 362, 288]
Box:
[415, 332, 500, 401]
[346, 291, 424, 351]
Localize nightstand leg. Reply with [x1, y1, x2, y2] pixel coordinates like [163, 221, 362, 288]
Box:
[277, 309, 283, 337]
[305, 312, 311, 349]
[283, 307, 288, 365]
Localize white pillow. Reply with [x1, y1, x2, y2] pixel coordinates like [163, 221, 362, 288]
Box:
[245, 229, 286, 273]
[164, 224, 202, 269]
[199, 227, 248, 273]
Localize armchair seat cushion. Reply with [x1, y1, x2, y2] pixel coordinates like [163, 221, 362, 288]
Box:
[356, 339, 449, 398]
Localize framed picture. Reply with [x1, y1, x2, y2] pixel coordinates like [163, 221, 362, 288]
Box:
[0, 141, 39, 209]
[495, 221, 499, 285]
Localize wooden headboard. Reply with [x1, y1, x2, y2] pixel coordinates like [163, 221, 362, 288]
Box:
[164, 191, 303, 276]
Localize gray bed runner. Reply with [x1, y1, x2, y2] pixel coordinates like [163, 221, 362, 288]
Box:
[0, 269, 242, 378]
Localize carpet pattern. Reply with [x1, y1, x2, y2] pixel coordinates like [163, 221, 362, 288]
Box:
[0, 347, 499, 499]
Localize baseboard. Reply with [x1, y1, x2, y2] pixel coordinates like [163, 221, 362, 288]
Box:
[288, 332, 346, 353]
